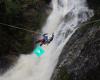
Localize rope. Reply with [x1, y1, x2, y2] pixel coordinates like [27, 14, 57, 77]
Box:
[0, 23, 41, 34]
[0, 19, 100, 34]
[81, 19, 100, 26]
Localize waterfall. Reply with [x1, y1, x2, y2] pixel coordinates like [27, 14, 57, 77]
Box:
[0, 0, 93, 80]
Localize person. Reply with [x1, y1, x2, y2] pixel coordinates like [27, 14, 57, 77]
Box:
[36, 33, 54, 46]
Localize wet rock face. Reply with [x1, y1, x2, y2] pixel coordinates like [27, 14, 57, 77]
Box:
[51, 22, 100, 80]
[44, 0, 51, 4]
[51, 1, 100, 79]
[67, 29, 100, 80]
[87, 0, 100, 9]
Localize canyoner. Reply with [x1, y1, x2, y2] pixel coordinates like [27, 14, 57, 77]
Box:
[32, 33, 54, 57]
[0, 0, 94, 80]
[0, 22, 55, 57]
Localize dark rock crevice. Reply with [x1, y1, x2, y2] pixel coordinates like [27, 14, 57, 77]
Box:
[51, 1, 100, 79]
[51, 20, 100, 80]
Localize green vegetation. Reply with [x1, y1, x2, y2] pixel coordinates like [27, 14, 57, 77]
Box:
[0, 0, 49, 57]
[55, 66, 69, 80]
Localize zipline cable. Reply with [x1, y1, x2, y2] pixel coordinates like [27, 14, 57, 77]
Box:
[0, 23, 41, 34]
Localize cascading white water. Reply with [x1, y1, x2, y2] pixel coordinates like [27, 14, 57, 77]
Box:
[0, 0, 93, 80]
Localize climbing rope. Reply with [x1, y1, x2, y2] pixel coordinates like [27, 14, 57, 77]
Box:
[0, 19, 100, 34]
[81, 19, 100, 26]
[0, 23, 41, 34]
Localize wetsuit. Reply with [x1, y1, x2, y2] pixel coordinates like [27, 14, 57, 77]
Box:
[36, 33, 54, 46]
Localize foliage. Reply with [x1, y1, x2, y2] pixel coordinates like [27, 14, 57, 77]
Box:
[0, 0, 48, 56]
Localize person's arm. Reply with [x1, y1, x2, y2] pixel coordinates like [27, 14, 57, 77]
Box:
[48, 33, 54, 43]
[43, 33, 47, 36]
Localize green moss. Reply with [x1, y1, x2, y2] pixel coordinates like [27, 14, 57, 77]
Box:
[56, 66, 69, 80]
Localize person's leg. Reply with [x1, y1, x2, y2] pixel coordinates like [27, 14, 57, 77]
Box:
[40, 39, 45, 46]
[36, 40, 43, 43]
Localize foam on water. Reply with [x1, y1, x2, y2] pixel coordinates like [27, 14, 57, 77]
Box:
[0, 0, 93, 80]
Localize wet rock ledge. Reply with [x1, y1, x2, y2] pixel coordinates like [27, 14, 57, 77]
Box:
[51, 20, 100, 80]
